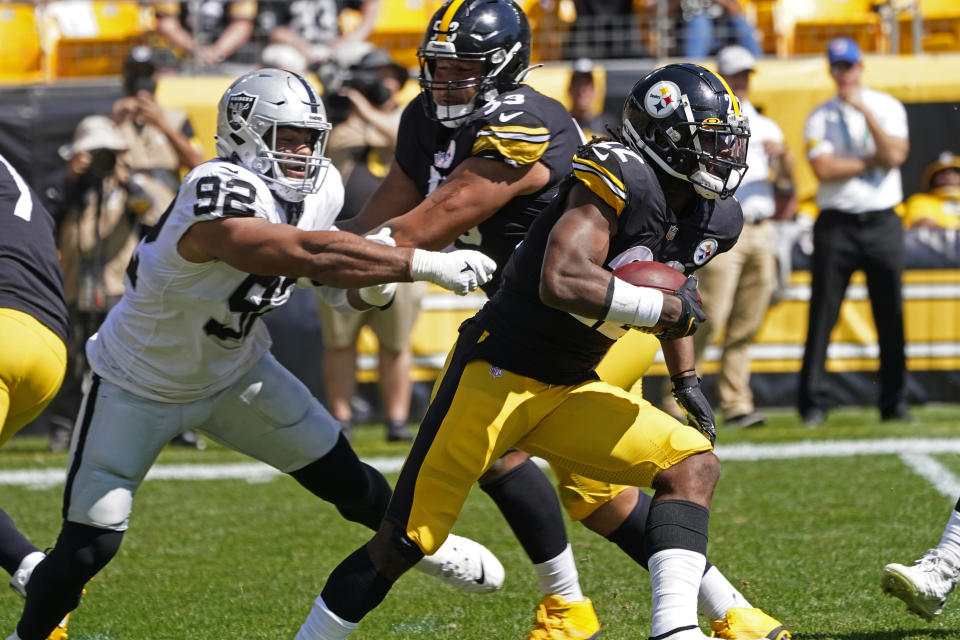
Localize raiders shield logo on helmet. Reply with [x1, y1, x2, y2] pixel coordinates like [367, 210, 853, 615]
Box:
[227, 92, 257, 131]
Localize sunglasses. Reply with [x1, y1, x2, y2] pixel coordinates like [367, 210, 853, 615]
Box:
[830, 61, 855, 72]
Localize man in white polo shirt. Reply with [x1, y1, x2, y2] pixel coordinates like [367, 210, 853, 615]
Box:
[798, 37, 911, 427]
[671, 45, 798, 430]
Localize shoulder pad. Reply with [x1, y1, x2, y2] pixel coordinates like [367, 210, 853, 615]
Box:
[183, 160, 271, 221]
[472, 93, 552, 167]
[571, 141, 644, 215]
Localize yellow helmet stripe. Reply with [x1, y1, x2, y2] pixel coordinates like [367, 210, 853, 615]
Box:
[692, 63, 740, 117]
[437, 0, 469, 42]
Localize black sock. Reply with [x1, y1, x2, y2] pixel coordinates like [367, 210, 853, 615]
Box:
[321, 546, 395, 622]
[18, 522, 123, 640]
[0, 508, 40, 575]
[644, 499, 710, 558]
[480, 459, 568, 563]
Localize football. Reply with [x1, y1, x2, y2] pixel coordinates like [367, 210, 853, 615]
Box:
[611, 260, 699, 302]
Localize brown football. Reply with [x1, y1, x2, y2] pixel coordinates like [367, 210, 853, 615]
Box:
[612, 261, 700, 303]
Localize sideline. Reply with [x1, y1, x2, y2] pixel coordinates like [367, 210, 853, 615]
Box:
[3, 437, 960, 495]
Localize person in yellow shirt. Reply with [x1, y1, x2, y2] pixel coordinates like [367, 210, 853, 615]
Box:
[902, 152, 960, 229]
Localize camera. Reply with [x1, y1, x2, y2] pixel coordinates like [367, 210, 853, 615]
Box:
[319, 59, 397, 124]
[88, 148, 118, 178]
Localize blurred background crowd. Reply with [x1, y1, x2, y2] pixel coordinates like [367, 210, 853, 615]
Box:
[1, 0, 959, 448]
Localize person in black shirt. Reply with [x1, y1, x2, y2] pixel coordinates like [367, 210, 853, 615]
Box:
[0, 152, 71, 640]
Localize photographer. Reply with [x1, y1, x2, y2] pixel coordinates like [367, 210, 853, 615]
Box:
[316, 50, 425, 442]
[43, 116, 153, 452]
[111, 45, 204, 222]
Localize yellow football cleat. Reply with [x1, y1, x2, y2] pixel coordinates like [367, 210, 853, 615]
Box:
[709, 607, 791, 640]
[44, 613, 69, 640]
[526, 595, 601, 640]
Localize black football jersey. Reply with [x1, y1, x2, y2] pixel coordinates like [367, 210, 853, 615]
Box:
[0, 155, 69, 342]
[394, 85, 580, 294]
[473, 139, 743, 384]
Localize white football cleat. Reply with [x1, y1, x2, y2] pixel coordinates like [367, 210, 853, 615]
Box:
[414, 533, 504, 593]
[9, 551, 45, 598]
[882, 548, 960, 620]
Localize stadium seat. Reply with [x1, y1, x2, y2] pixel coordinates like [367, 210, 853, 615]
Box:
[0, 3, 43, 84]
[892, 0, 960, 52]
[40, 1, 149, 79]
[773, 0, 883, 55]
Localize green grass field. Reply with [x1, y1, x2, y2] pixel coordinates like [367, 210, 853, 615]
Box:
[3, 405, 960, 639]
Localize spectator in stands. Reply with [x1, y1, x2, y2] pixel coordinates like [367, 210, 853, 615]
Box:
[902, 151, 960, 229]
[257, 0, 381, 73]
[317, 49, 422, 442]
[112, 46, 204, 219]
[798, 37, 911, 427]
[564, 0, 649, 60]
[154, 1, 258, 67]
[44, 117, 153, 451]
[687, 45, 796, 429]
[566, 58, 614, 140]
[674, 0, 762, 59]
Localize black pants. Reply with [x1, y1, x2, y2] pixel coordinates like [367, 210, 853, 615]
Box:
[798, 208, 907, 417]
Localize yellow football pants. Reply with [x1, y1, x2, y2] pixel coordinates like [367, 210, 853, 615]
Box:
[395, 325, 706, 555]
[0, 308, 67, 446]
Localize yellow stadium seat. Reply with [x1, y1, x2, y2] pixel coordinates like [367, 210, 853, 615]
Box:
[773, 0, 883, 56]
[0, 3, 43, 84]
[41, 1, 149, 79]
[893, 0, 960, 53]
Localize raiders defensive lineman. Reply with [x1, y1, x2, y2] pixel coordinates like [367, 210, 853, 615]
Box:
[5, 68, 504, 640]
[330, 1, 791, 638]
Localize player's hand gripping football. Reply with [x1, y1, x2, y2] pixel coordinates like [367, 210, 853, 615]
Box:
[658, 276, 707, 341]
[411, 249, 497, 295]
[671, 373, 717, 446]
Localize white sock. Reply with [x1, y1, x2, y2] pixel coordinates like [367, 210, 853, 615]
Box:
[294, 595, 358, 640]
[697, 565, 752, 620]
[534, 544, 584, 602]
[938, 508, 960, 561]
[649, 548, 706, 637]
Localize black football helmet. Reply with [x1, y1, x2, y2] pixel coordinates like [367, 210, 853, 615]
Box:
[621, 63, 750, 200]
[417, 0, 532, 126]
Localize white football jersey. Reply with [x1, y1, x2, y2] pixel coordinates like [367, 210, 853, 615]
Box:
[87, 159, 343, 402]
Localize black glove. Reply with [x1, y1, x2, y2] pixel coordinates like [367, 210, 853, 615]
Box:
[671, 373, 716, 446]
[657, 276, 707, 342]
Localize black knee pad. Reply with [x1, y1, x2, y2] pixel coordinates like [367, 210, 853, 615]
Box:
[644, 499, 709, 558]
[290, 434, 391, 530]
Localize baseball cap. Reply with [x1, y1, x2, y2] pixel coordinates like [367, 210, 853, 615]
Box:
[59, 115, 128, 160]
[827, 37, 862, 65]
[571, 57, 595, 80]
[715, 45, 755, 77]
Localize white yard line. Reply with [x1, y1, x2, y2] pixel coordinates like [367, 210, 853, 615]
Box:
[3, 438, 960, 492]
[898, 453, 960, 499]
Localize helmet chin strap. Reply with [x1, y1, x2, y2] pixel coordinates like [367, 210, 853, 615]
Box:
[438, 103, 474, 128]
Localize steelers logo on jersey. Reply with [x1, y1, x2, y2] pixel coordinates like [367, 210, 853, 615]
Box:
[645, 81, 682, 119]
[693, 238, 719, 265]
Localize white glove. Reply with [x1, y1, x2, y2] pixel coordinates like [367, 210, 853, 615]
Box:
[357, 228, 399, 308]
[411, 248, 496, 295]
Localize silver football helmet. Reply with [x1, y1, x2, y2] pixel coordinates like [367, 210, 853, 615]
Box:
[215, 68, 332, 202]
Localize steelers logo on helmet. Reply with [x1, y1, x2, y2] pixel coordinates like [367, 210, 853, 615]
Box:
[644, 81, 682, 118]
